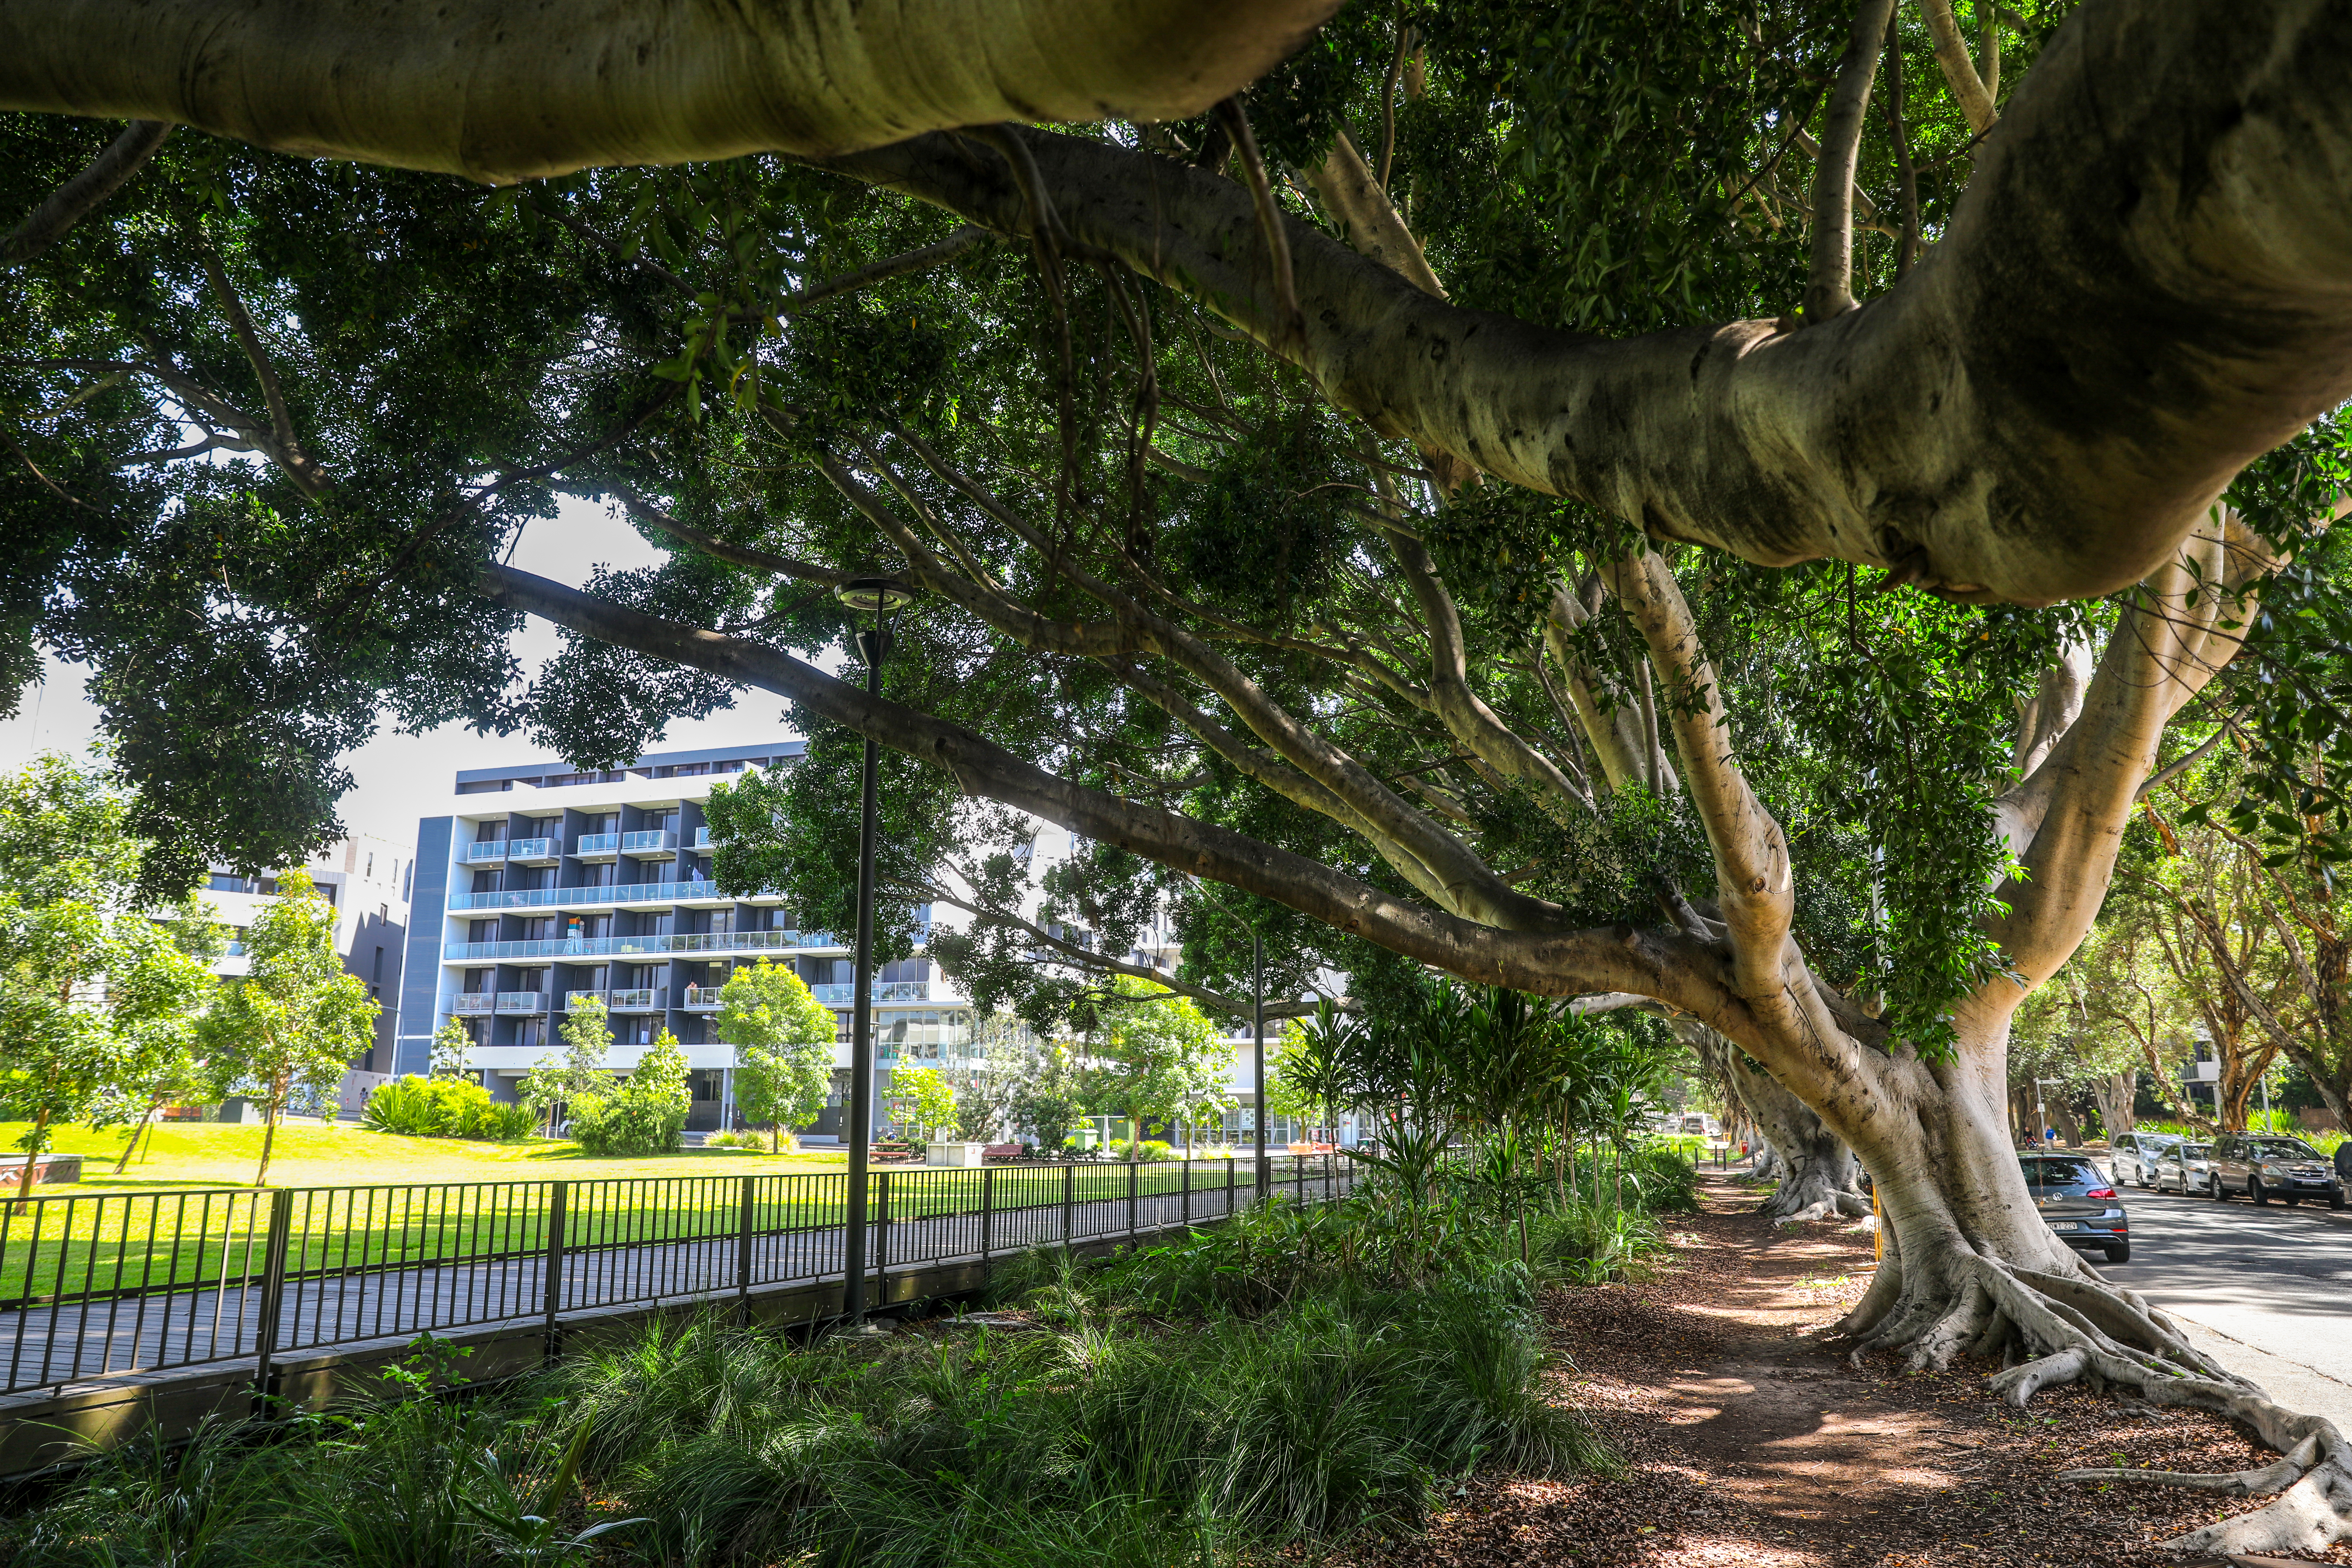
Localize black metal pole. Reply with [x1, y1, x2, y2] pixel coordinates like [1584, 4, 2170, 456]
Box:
[842, 610, 885, 1322]
[1253, 924, 1268, 1202]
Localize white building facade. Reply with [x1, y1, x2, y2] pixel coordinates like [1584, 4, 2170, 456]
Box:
[391, 744, 967, 1138]
[203, 834, 414, 1075]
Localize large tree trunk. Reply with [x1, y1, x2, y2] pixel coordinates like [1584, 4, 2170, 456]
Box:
[2088, 1071, 2136, 1143]
[1684, 1024, 1867, 1224]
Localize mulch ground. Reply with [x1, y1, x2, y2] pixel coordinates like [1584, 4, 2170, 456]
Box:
[1339, 1173, 2351, 1568]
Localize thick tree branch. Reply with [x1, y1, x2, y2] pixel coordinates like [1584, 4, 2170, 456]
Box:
[825, 1, 2352, 605]
[1923, 0, 2000, 134]
[1805, 0, 1898, 321]
[0, 0, 1340, 182]
[474, 560, 1750, 1018]
[194, 240, 330, 499]
[560, 478, 859, 588]
[2, 118, 171, 262]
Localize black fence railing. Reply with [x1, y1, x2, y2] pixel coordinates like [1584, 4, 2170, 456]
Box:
[0, 1155, 1355, 1397]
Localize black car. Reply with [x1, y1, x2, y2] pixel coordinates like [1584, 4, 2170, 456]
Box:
[2208, 1133, 2347, 1208]
[2020, 1154, 2131, 1263]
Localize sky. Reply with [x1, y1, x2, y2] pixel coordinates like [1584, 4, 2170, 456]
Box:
[0, 496, 809, 856]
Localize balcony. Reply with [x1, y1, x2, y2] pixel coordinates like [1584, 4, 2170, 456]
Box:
[563, 989, 608, 1012]
[683, 985, 726, 1011]
[447, 878, 768, 912]
[694, 826, 713, 848]
[450, 994, 495, 1015]
[462, 841, 508, 864]
[810, 980, 931, 1004]
[442, 928, 842, 962]
[494, 991, 549, 1015]
[506, 836, 558, 864]
[608, 987, 660, 1012]
[574, 832, 620, 861]
[621, 830, 676, 858]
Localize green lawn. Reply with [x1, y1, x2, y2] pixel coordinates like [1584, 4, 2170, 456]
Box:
[4, 1119, 847, 1193]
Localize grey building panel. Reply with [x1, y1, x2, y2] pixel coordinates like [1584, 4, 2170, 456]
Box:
[453, 741, 805, 788]
[392, 814, 454, 1076]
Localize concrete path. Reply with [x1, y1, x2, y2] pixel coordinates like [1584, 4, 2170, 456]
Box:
[2095, 1168, 2352, 1429]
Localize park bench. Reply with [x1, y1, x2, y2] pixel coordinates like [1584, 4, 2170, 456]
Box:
[870, 1142, 924, 1164]
[981, 1142, 1024, 1163]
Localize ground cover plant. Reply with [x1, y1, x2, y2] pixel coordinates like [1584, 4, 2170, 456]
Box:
[0, 1187, 1614, 1568]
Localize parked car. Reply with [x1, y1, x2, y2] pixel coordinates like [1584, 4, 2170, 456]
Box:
[2152, 1141, 2214, 1195]
[2110, 1130, 2184, 1189]
[2019, 1154, 2131, 1264]
[2207, 1133, 2347, 1207]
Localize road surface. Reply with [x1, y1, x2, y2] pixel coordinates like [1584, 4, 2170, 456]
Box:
[2097, 1165, 2352, 1429]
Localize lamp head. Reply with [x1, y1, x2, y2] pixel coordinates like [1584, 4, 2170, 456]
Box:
[836, 577, 918, 614]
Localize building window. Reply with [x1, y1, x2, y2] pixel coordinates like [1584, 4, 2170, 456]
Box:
[372, 946, 384, 982]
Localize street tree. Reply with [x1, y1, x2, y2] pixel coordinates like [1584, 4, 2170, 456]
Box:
[9, 3, 2352, 1550]
[712, 958, 836, 1150]
[523, 996, 616, 1134]
[106, 892, 226, 1173]
[429, 1017, 473, 1080]
[201, 869, 375, 1184]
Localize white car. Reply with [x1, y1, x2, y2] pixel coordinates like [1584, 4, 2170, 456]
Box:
[2110, 1130, 2184, 1189]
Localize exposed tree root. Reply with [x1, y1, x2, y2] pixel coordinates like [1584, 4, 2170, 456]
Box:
[1833, 1246, 2352, 1555]
[1770, 1187, 1872, 1226]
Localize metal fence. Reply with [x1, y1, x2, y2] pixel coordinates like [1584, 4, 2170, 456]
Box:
[0, 1154, 1354, 1397]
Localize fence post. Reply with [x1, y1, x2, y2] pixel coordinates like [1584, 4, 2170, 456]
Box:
[541, 1182, 568, 1364]
[1226, 1154, 1235, 1216]
[875, 1171, 890, 1306]
[1060, 1163, 1074, 1250]
[980, 1167, 995, 1261]
[1127, 1160, 1139, 1239]
[249, 1189, 294, 1417]
[736, 1176, 755, 1325]
[1181, 1156, 1191, 1226]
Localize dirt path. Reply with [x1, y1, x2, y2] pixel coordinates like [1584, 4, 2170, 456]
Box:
[1348, 1174, 2352, 1567]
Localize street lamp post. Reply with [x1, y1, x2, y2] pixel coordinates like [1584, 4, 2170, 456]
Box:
[835, 576, 917, 1325]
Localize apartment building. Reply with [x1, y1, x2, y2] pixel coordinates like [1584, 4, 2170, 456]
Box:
[392, 743, 966, 1136]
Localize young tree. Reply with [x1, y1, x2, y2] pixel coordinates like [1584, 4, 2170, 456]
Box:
[1008, 1038, 1084, 1154]
[1088, 978, 1235, 1159]
[712, 959, 836, 1151]
[429, 1017, 474, 1080]
[885, 1065, 958, 1142]
[104, 892, 224, 1174]
[201, 869, 376, 1185]
[523, 995, 616, 1135]
[570, 1026, 690, 1156]
[0, 755, 215, 1197]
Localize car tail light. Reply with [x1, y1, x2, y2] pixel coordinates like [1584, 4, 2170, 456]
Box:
[2084, 1187, 2116, 1199]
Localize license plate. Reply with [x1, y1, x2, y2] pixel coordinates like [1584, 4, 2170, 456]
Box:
[2050, 1221, 2079, 1232]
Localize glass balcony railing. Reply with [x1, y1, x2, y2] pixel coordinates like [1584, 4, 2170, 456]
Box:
[506, 836, 555, 860]
[694, 826, 713, 847]
[810, 980, 930, 1004]
[574, 833, 620, 855]
[621, 830, 676, 854]
[463, 841, 507, 863]
[223, 941, 248, 957]
[494, 991, 549, 1014]
[563, 989, 607, 1012]
[441, 929, 842, 962]
[683, 985, 726, 1010]
[447, 878, 751, 912]
[450, 994, 494, 1014]
[607, 987, 659, 1011]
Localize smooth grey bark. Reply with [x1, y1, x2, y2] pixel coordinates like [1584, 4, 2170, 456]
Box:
[1, 117, 170, 261]
[829, 0, 2352, 605]
[0, 0, 1340, 181]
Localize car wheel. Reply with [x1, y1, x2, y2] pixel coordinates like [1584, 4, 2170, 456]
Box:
[2104, 1242, 2130, 1264]
[2251, 1177, 2269, 1206]
[2210, 1175, 2227, 1200]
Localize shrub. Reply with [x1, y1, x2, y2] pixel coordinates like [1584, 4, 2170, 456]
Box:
[570, 1030, 691, 1156]
[361, 1077, 536, 1142]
